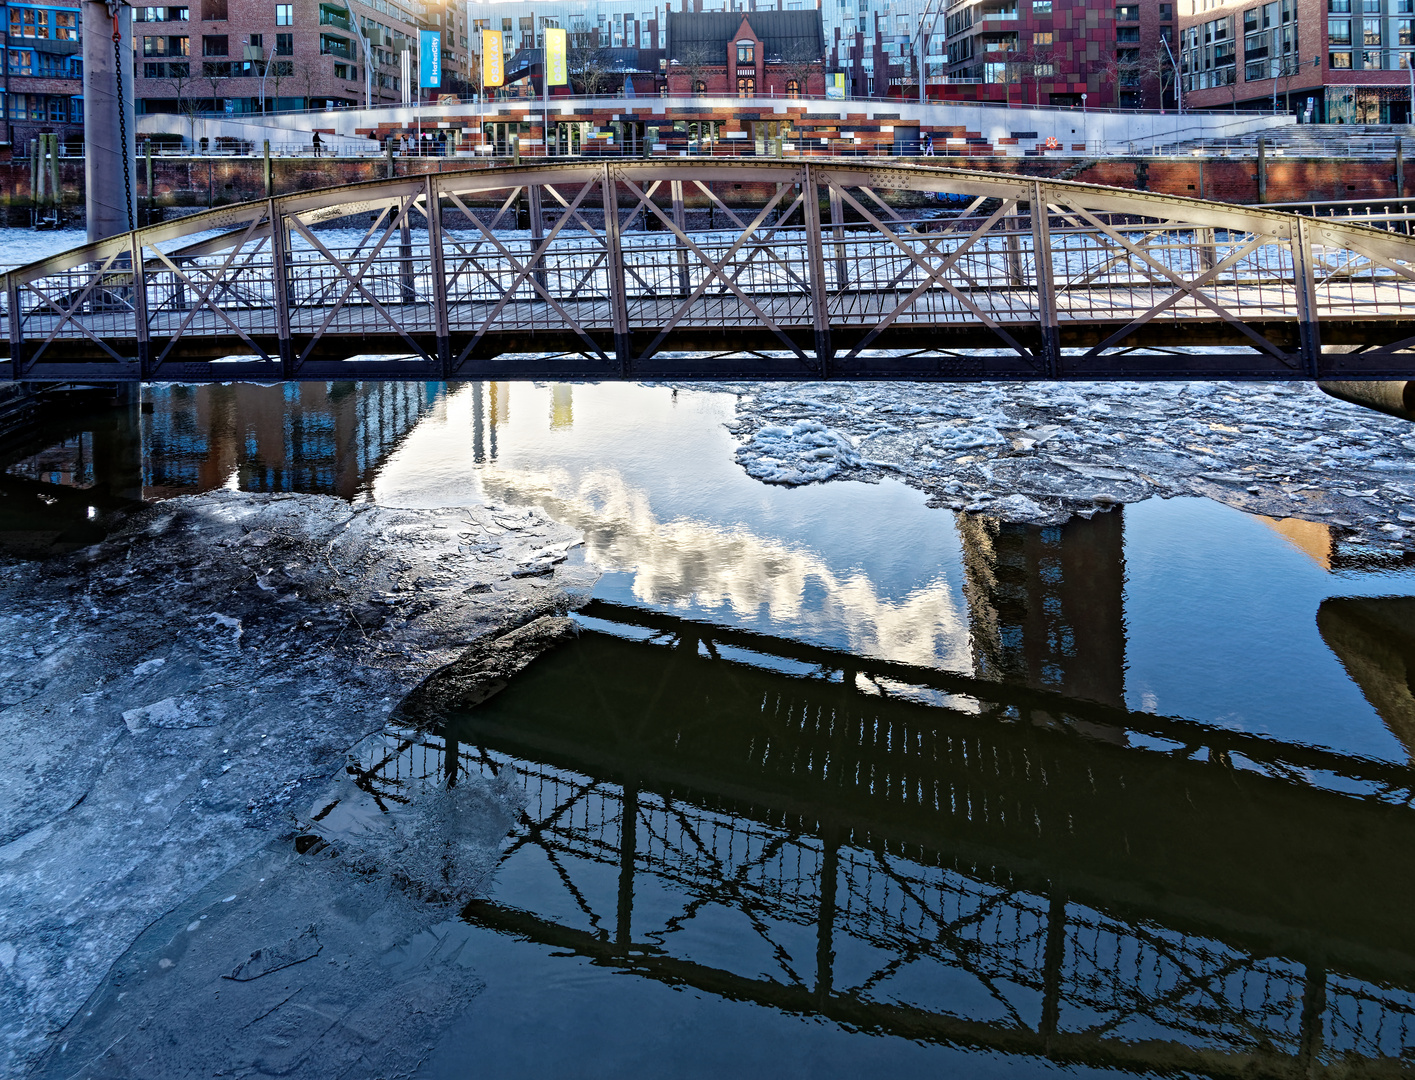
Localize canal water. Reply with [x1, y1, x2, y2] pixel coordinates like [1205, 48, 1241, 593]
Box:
[5, 379, 1415, 1076]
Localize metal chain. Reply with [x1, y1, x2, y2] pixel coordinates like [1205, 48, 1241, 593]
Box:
[112, 12, 135, 233]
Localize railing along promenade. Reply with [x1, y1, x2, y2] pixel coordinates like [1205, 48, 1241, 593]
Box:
[7, 159, 1415, 383]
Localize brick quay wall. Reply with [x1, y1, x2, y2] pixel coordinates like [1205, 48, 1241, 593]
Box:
[0, 154, 1405, 225]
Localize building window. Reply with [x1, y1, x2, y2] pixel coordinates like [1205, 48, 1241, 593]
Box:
[9, 8, 48, 38]
[1033, 30, 1052, 43]
[1328, 19, 1351, 42]
[736, 73, 755, 95]
[7, 49, 33, 75]
[1363, 17, 1381, 42]
[201, 0, 227, 20]
[1400, 18, 1413, 42]
[1032, 0, 1051, 13]
[275, 4, 292, 25]
[1363, 47, 1382, 64]
[1330, 48, 1352, 64]
[202, 34, 228, 55]
[737, 40, 754, 63]
[1160, 3, 1174, 19]
[1116, 4, 1139, 19]
[1328, 0, 1351, 9]
[786, 78, 800, 96]
[276, 32, 292, 54]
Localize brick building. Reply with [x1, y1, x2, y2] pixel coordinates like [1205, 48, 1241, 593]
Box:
[1178, 0, 1414, 121]
[2, 0, 84, 152]
[133, 0, 427, 118]
[934, 0, 1177, 109]
[664, 10, 825, 95]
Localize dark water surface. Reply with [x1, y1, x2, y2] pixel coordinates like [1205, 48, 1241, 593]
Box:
[6, 379, 1415, 1076]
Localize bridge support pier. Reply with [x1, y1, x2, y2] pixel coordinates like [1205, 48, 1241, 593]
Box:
[1319, 380, 1415, 421]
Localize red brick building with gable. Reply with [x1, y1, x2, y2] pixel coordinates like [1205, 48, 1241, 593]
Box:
[665, 10, 826, 98]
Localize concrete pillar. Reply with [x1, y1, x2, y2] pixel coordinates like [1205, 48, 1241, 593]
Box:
[83, 0, 137, 242]
[1398, 141, 1405, 200]
[1319, 380, 1415, 421]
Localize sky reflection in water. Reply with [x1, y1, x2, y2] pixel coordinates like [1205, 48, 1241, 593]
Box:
[9, 377, 1415, 1076]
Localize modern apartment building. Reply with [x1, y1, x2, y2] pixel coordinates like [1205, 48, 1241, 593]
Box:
[928, 0, 1176, 108]
[132, 0, 435, 117]
[1178, 0, 1414, 120]
[1, 0, 84, 150]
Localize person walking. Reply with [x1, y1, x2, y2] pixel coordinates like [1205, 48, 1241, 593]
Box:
[312, 132, 324, 158]
[922, 132, 934, 156]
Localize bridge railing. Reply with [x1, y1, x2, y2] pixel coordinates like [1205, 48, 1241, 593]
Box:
[7, 161, 1415, 382]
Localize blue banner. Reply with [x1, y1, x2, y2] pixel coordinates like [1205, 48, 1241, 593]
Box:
[419, 30, 441, 88]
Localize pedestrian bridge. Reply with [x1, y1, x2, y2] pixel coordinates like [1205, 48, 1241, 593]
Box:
[7, 159, 1415, 383]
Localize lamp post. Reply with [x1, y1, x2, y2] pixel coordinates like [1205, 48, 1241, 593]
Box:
[246, 37, 274, 115]
[1161, 32, 1182, 115]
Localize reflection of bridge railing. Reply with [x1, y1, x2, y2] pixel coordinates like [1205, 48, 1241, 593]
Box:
[7, 161, 1415, 383]
[343, 605, 1415, 1078]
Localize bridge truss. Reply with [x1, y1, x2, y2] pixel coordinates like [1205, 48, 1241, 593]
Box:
[7, 161, 1415, 382]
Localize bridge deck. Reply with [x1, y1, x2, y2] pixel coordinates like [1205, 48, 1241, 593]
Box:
[7, 161, 1415, 382]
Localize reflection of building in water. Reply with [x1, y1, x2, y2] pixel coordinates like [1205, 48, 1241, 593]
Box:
[958, 511, 1125, 708]
[471, 382, 511, 463]
[1320, 597, 1415, 761]
[141, 382, 443, 499]
[550, 384, 574, 430]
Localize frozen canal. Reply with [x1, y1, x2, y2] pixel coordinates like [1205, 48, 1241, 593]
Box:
[1, 376, 1413, 1078]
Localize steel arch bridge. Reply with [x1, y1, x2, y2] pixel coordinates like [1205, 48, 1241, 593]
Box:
[9, 160, 1415, 384]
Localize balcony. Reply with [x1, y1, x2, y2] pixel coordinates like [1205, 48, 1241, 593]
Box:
[319, 11, 351, 31]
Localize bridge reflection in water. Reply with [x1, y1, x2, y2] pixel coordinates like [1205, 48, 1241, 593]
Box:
[352, 547, 1415, 1078]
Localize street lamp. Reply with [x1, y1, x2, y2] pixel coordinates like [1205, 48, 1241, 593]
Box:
[1161, 32, 1182, 116]
[245, 37, 274, 115]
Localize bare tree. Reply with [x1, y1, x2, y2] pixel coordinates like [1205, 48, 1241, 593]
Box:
[568, 24, 614, 97]
[678, 43, 714, 95]
[164, 63, 202, 149]
[778, 38, 818, 97]
[1101, 50, 1143, 107]
[299, 63, 324, 110]
[1007, 46, 1053, 106]
[267, 57, 290, 112]
[200, 60, 226, 117]
[1132, 43, 1178, 110]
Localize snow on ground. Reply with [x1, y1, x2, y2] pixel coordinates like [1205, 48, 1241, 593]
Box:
[725, 379, 1415, 553]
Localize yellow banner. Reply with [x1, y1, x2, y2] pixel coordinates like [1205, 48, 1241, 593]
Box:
[482, 29, 504, 88]
[545, 27, 567, 87]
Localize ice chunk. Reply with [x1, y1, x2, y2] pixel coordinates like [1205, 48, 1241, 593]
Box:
[736, 420, 862, 485]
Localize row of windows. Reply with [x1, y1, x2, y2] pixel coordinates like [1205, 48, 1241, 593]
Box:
[1329, 18, 1415, 43]
[1, 91, 82, 121]
[6, 47, 80, 77]
[1330, 47, 1415, 63]
[142, 33, 291, 59]
[1329, 0, 1415, 8]
[8, 7, 79, 41]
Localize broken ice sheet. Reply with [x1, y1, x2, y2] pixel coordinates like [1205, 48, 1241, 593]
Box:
[720, 379, 1415, 547]
[735, 420, 862, 484]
